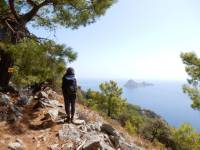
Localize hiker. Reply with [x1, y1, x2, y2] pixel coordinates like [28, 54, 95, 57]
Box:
[62, 67, 77, 123]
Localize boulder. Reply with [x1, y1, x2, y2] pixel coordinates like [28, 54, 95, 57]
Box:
[0, 94, 9, 106]
[16, 139, 23, 145]
[83, 140, 115, 150]
[108, 136, 141, 150]
[119, 141, 140, 150]
[0, 104, 8, 121]
[109, 135, 120, 147]
[8, 142, 22, 150]
[44, 88, 57, 99]
[73, 119, 85, 125]
[58, 124, 80, 142]
[83, 132, 114, 150]
[16, 96, 30, 106]
[8, 139, 24, 150]
[40, 99, 64, 108]
[101, 124, 128, 147]
[38, 91, 48, 99]
[101, 124, 121, 137]
[62, 142, 73, 150]
[48, 144, 60, 150]
[48, 100, 64, 108]
[86, 122, 102, 132]
[7, 105, 22, 122]
[44, 108, 59, 121]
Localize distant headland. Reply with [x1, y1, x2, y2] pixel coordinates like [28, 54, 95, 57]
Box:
[124, 79, 154, 89]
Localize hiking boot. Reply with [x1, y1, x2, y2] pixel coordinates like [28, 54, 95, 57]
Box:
[70, 116, 74, 124]
[64, 116, 70, 123]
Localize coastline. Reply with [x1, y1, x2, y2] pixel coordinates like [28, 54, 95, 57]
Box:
[78, 79, 200, 131]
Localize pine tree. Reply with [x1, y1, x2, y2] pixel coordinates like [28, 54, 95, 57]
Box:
[181, 52, 200, 110]
[0, 0, 116, 89]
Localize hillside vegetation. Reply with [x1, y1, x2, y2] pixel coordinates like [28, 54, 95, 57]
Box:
[79, 80, 200, 150]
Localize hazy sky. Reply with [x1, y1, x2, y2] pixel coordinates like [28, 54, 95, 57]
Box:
[30, 0, 200, 80]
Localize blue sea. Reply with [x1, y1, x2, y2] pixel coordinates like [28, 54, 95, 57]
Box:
[78, 79, 200, 131]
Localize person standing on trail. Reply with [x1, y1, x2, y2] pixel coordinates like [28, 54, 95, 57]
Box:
[62, 67, 77, 123]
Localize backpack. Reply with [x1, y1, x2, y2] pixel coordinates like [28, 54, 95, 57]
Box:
[62, 75, 77, 95]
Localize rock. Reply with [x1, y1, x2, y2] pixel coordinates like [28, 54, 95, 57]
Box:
[34, 95, 38, 99]
[40, 99, 64, 108]
[38, 91, 48, 99]
[74, 112, 79, 119]
[79, 124, 87, 133]
[109, 135, 121, 147]
[83, 141, 101, 150]
[101, 124, 127, 147]
[45, 108, 59, 121]
[48, 100, 64, 108]
[43, 87, 52, 93]
[86, 122, 102, 132]
[8, 140, 23, 150]
[109, 135, 138, 149]
[102, 134, 113, 146]
[119, 141, 139, 150]
[48, 144, 60, 150]
[58, 124, 80, 142]
[15, 139, 23, 145]
[83, 132, 114, 150]
[0, 94, 9, 106]
[48, 91, 57, 99]
[0, 105, 8, 121]
[7, 105, 22, 122]
[58, 111, 66, 118]
[38, 134, 48, 142]
[101, 124, 120, 137]
[16, 96, 30, 106]
[73, 119, 85, 125]
[62, 142, 73, 150]
[44, 88, 57, 99]
[118, 139, 143, 150]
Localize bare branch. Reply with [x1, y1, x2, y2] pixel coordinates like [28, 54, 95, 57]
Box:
[5, 20, 16, 33]
[8, 0, 20, 21]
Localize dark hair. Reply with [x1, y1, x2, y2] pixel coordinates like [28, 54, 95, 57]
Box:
[66, 67, 75, 75]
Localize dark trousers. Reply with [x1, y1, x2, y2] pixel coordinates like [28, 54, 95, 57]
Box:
[63, 93, 76, 118]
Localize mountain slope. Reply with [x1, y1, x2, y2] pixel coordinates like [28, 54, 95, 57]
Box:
[0, 87, 153, 150]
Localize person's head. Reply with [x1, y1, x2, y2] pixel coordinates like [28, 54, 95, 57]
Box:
[66, 67, 75, 75]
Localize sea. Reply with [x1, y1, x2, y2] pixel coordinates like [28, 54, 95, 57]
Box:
[78, 79, 200, 131]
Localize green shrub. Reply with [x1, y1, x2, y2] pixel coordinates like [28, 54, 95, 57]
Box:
[172, 124, 200, 150]
[125, 120, 137, 135]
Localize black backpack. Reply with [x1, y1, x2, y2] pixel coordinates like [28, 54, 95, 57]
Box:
[62, 75, 77, 95]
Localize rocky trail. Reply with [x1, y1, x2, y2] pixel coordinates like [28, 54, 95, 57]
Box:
[0, 86, 144, 150]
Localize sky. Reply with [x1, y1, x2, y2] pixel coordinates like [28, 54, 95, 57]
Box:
[30, 0, 200, 80]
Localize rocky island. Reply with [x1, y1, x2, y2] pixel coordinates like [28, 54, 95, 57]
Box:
[124, 79, 154, 89]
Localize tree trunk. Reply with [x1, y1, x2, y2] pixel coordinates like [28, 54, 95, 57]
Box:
[0, 49, 14, 89]
[108, 98, 111, 117]
[0, 18, 26, 90]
